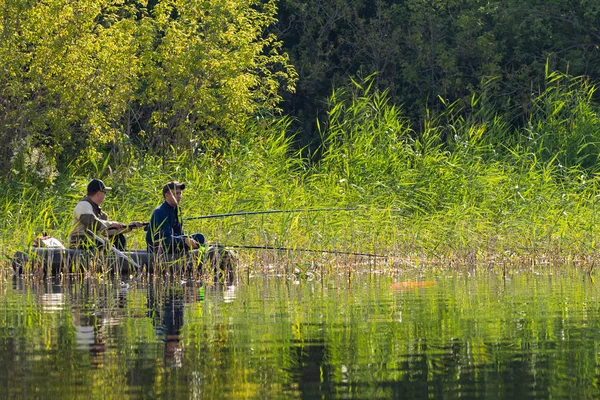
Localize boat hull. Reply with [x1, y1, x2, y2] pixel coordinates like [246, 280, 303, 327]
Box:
[12, 245, 236, 279]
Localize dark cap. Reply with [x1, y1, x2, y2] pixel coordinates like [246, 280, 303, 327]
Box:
[87, 179, 112, 193]
[162, 181, 186, 194]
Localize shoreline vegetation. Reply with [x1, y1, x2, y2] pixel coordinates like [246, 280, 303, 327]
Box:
[2, 1, 600, 274]
[3, 72, 600, 274]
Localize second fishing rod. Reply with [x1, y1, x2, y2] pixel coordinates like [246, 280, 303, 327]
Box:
[183, 206, 401, 221]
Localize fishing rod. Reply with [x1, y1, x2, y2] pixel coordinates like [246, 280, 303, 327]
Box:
[224, 244, 388, 258]
[184, 207, 401, 221]
[128, 222, 148, 229]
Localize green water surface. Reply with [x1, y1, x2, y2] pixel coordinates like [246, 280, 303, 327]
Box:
[1, 268, 599, 399]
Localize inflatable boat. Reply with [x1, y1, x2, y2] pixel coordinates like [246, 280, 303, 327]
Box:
[11, 243, 236, 279]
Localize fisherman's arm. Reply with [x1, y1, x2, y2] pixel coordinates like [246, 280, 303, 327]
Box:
[73, 202, 119, 233]
[106, 221, 144, 235]
[153, 208, 187, 249]
[81, 214, 124, 233]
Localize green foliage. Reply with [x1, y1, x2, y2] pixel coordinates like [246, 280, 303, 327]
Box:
[523, 70, 600, 171]
[0, 0, 144, 173]
[275, 0, 600, 141]
[3, 72, 600, 269]
[0, 0, 297, 178]
[144, 0, 297, 150]
[317, 75, 414, 200]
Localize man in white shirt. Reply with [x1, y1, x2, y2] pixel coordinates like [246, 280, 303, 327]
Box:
[69, 179, 143, 249]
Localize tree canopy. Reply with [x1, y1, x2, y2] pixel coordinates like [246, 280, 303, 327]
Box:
[3, 0, 600, 179]
[0, 0, 297, 178]
[275, 0, 600, 144]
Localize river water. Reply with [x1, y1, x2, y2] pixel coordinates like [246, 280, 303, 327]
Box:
[1, 268, 599, 399]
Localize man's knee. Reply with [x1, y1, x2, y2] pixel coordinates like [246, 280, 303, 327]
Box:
[191, 233, 205, 245]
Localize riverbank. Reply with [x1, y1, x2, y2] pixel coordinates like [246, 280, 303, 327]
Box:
[2, 74, 600, 273]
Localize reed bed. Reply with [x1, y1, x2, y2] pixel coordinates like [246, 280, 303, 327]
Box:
[2, 72, 600, 276]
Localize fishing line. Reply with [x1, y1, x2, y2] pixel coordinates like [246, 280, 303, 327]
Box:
[223, 244, 387, 258]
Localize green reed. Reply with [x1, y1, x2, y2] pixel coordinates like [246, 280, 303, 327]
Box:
[2, 71, 600, 274]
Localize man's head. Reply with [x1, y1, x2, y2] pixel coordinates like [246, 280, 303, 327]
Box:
[87, 179, 111, 204]
[163, 181, 185, 207]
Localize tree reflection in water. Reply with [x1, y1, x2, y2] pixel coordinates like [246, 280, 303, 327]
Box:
[8, 272, 600, 399]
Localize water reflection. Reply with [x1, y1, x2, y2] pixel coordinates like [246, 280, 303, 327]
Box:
[3, 271, 600, 398]
[40, 292, 65, 312]
[148, 283, 192, 367]
[5, 275, 236, 373]
[73, 308, 106, 366]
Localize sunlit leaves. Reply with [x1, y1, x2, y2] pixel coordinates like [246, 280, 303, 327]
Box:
[0, 0, 297, 176]
[147, 0, 296, 145]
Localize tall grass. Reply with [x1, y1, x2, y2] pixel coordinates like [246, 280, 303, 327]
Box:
[2, 71, 600, 273]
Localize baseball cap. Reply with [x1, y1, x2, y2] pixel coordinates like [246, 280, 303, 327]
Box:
[162, 181, 186, 194]
[87, 179, 112, 193]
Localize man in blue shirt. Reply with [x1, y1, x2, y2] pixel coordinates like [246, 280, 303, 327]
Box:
[146, 181, 205, 254]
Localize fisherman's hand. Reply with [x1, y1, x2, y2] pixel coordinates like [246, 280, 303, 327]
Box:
[186, 238, 199, 249]
[109, 222, 126, 230]
[129, 221, 145, 229]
